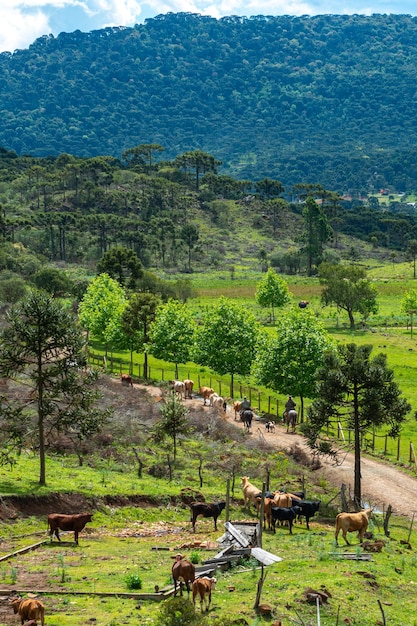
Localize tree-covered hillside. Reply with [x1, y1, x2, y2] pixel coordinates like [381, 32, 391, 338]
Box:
[2, 13, 417, 191]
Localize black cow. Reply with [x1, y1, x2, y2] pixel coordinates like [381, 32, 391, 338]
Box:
[190, 501, 226, 532]
[270, 505, 301, 534]
[241, 409, 253, 431]
[295, 500, 321, 530]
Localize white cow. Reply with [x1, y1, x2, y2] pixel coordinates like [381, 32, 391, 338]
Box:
[169, 380, 185, 399]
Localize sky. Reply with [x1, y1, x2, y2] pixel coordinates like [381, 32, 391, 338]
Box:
[1, 0, 416, 55]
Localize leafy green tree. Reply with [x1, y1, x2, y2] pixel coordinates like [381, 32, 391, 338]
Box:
[0, 290, 108, 485]
[301, 196, 332, 275]
[32, 268, 74, 297]
[0, 276, 27, 304]
[78, 274, 127, 351]
[252, 309, 334, 419]
[97, 246, 142, 289]
[319, 263, 378, 329]
[121, 292, 160, 379]
[305, 344, 411, 507]
[255, 268, 291, 323]
[148, 299, 196, 379]
[154, 394, 190, 460]
[401, 289, 417, 337]
[193, 297, 259, 397]
[406, 239, 417, 279]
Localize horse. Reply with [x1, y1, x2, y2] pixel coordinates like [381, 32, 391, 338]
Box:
[241, 409, 253, 431]
[284, 409, 297, 433]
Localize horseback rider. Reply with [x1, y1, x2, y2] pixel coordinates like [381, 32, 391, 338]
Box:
[241, 396, 251, 411]
[285, 395, 296, 413]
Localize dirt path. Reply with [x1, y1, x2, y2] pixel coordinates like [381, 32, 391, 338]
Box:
[242, 415, 417, 519]
[135, 382, 417, 519]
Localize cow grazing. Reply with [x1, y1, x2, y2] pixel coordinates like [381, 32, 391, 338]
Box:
[335, 508, 372, 545]
[172, 556, 195, 597]
[199, 386, 215, 405]
[10, 597, 45, 626]
[270, 505, 301, 534]
[183, 379, 194, 399]
[47, 512, 93, 544]
[190, 501, 226, 532]
[121, 373, 133, 387]
[170, 380, 186, 399]
[233, 401, 242, 420]
[295, 500, 321, 530]
[240, 476, 262, 512]
[192, 576, 217, 612]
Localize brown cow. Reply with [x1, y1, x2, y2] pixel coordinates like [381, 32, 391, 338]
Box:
[335, 508, 372, 545]
[199, 386, 214, 406]
[10, 597, 45, 626]
[183, 379, 194, 399]
[172, 555, 195, 597]
[47, 512, 93, 544]
[233, 401, 242, 420]
[121, 374, 133, 387]
[192, 576, 217, 612]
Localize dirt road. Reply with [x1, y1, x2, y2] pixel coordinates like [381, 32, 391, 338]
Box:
[136, 381, 417, 519]
[235, 413, 417, 519]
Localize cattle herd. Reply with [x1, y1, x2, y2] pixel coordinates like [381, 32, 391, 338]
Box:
[9, 382, 376, 624]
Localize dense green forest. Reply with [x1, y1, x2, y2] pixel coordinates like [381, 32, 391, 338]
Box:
[3, 13, 417, 191]
[0, 144, 417, 289]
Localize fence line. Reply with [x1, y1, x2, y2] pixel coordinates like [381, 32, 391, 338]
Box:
[88, 350, 416, 466]
[88, 351, 282, 419]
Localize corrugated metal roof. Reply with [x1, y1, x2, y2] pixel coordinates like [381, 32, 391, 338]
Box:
[250, 547, 283, 566]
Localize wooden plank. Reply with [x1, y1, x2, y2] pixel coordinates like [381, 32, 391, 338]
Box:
[0, 540, 49, 563]
[224, 522, 250, 547]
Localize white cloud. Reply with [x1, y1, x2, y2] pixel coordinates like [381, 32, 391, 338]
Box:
[0, 0, 416, 54]
[0, 7, 51, 52]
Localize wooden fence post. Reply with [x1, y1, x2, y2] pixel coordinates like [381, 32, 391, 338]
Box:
[384, 434, 388, 455]
[268, 396, 271, 414]
[397, 437, 401, 461]
[258, 392, 261, 411]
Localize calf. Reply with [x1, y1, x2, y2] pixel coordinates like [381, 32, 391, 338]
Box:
[335, 508, 372, 545]
[190, 501, 226, 532]
[47, 512, 93, 544]
[199, 386, 215, 406]
[295, 500, 321, 530]
[270, 505, 301, 534]
[10, 597, 45, 626]
[192, 576, 217, 612]
[172, 556, 195, 597]
[121, 373, 133, 387]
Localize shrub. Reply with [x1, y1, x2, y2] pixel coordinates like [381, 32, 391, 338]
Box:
[125, 572, 142, 590]
[155, 597, 199, 626]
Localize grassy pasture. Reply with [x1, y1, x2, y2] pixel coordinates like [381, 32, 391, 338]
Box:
[96, 262, 417, 463]
[1, 500, 417, 625]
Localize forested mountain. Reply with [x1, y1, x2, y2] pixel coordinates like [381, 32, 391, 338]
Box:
[2, 13, 417, 191]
